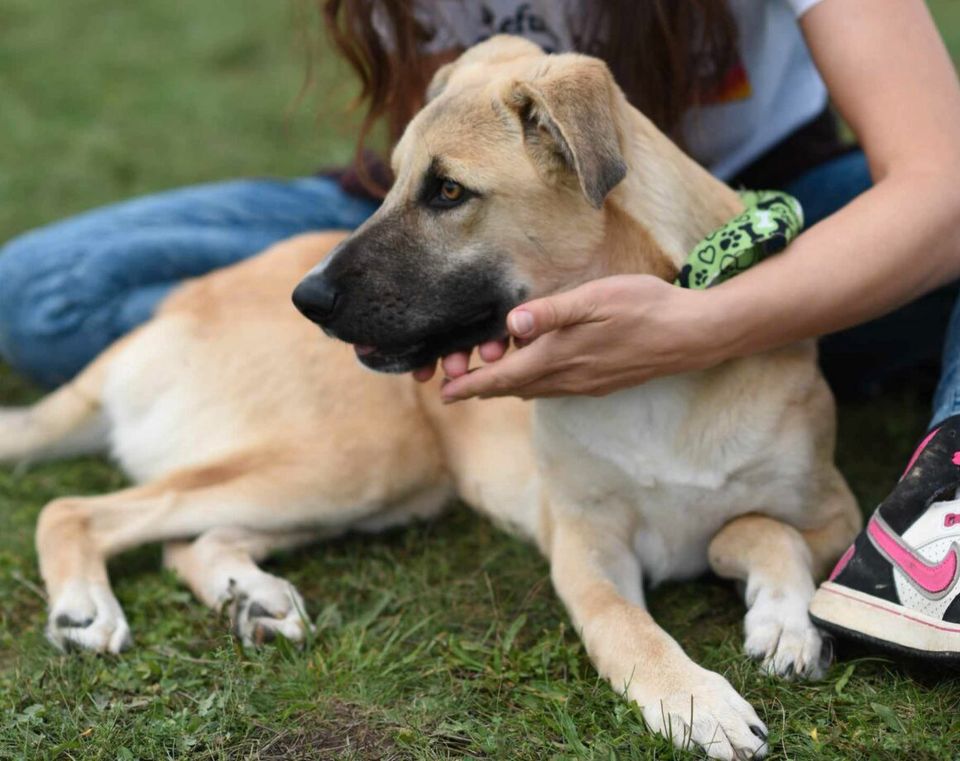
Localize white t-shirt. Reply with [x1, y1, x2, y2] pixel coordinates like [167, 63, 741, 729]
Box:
[405, 0, 827, 180]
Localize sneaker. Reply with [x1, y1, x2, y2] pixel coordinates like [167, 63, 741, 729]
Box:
[809, 414, 960, 660]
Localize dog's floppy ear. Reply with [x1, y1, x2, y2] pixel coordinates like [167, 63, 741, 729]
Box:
[506, 56, 627, 209]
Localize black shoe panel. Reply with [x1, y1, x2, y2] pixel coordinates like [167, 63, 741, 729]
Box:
[832, 531, 899, 604]
[945, 593, 960, 625]
[880, 415, 960, 535]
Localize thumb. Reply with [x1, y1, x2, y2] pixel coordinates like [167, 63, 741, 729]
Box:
[507, 285, 601, 340]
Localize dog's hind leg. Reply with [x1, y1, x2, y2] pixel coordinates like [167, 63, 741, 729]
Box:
[163, 528, 324, 647]
[709, 513, 833, 680]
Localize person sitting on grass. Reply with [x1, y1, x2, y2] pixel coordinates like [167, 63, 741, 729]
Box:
[2, 0, 960, 657]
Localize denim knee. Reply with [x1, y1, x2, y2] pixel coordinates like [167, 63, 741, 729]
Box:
[0, 233, 37, 365]
[0, 231, 102, 387]
[782, 150, 872, 228]
[932, 291, 960, 428]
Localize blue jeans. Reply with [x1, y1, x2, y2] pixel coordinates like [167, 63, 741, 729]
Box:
[0, 156, 957, 426]
[0, 177, 379, 387]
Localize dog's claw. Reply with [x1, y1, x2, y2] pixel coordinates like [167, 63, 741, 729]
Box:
[635, 665, 768, 760]
[750, 725, 767, 742]
[226, 574, 312, 649]
[252, 622, 277, 646]
[55, 613, 93, 629]
[744, 589, 826, 680]
[247, 602, 279, 620]
[47, 580, 132, 654]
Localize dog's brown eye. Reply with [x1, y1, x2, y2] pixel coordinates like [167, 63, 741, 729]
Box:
[440, 180, 463, 202]
[426, 177, 472, 210]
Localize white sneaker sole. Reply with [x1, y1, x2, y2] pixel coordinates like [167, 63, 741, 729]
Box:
[810, 582, 960, 658]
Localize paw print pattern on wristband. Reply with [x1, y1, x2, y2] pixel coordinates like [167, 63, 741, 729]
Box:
[675, 190, 805, 291]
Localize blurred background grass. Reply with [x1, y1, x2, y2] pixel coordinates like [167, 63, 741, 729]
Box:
[1, 2, 959, 759]
[0, 0, 359, 235]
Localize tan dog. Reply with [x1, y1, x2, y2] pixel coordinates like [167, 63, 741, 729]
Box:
[1, 36, 860, 760]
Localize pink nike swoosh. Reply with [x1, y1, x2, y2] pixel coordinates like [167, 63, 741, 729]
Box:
[868, 516, 958, 595]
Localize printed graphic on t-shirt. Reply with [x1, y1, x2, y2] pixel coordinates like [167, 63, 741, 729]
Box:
[478, 3, 561, 52]
[702, 59, 753, 105]
[409, 0, 826, 180]
[416, 1, 572, 55]
[423, 1, 753, 104]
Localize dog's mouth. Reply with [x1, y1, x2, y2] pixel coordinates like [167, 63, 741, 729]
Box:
[347, 304, 507, 373]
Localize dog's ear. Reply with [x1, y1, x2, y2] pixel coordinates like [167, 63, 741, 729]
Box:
[506, 57, 627, 210]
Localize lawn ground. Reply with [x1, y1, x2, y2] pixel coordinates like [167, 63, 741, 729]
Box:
[2, 2, 960, 759]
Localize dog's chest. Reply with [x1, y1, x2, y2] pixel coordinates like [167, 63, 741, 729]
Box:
[535, 376, 808, 583]
[537, 377, 732, 490]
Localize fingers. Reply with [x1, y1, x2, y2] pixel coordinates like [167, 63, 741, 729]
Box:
[416, 339, 507, 386]
[507, 308, 535, 338]
[412, 364, 437, 383]
[418, 282, 607, 388]
[440, 364, 512, 402]
[414, 340, 503, 384]
[417, 281, 609, 391]
[441, 350, 471, 379]
[506, 283, 604, 341]
[478, 338, 508, 363]
[441, 341, 551, 402]
[441, 285, 609, 401]
[445, 338, 507, 374]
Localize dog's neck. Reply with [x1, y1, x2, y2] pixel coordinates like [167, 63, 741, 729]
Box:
[596, 105, 744, 282]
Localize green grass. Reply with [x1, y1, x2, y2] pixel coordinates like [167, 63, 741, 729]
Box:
[2, 2, 960, 759]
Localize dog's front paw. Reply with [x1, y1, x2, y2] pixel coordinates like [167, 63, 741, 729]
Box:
[744, 588, 829, 679]
[47, 579, 132, 654]
[225, 574, 312, 648]
[634, 666, 768, 760]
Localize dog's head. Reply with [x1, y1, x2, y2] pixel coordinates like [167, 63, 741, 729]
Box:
[293, 36, 631, 372]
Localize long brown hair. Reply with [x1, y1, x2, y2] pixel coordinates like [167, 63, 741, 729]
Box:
[321, 1, 739, 196]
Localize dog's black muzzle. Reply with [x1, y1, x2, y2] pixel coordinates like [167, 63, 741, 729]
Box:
[291, 223, 518, 373]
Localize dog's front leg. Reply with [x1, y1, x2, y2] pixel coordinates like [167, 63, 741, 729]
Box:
[550, 513, 768, 760]
[708, 512, 847, 680]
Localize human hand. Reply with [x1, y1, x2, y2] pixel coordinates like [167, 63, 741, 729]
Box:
[415, 275, 735, 402]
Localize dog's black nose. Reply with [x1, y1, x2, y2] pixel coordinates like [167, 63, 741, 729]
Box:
[292, 275, 340, 325]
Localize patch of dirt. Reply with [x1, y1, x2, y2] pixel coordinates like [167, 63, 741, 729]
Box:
[242, 700, 401, 760]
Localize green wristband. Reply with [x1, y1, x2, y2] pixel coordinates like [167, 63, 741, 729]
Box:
[675, 190, 805, 290]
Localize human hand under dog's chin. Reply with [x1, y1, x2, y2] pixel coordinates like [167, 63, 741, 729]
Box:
[411, 339, 510, 384]
[414, 275, 736, 402]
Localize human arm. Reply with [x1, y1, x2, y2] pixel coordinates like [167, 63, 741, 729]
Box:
[437, 0, 960, 401]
